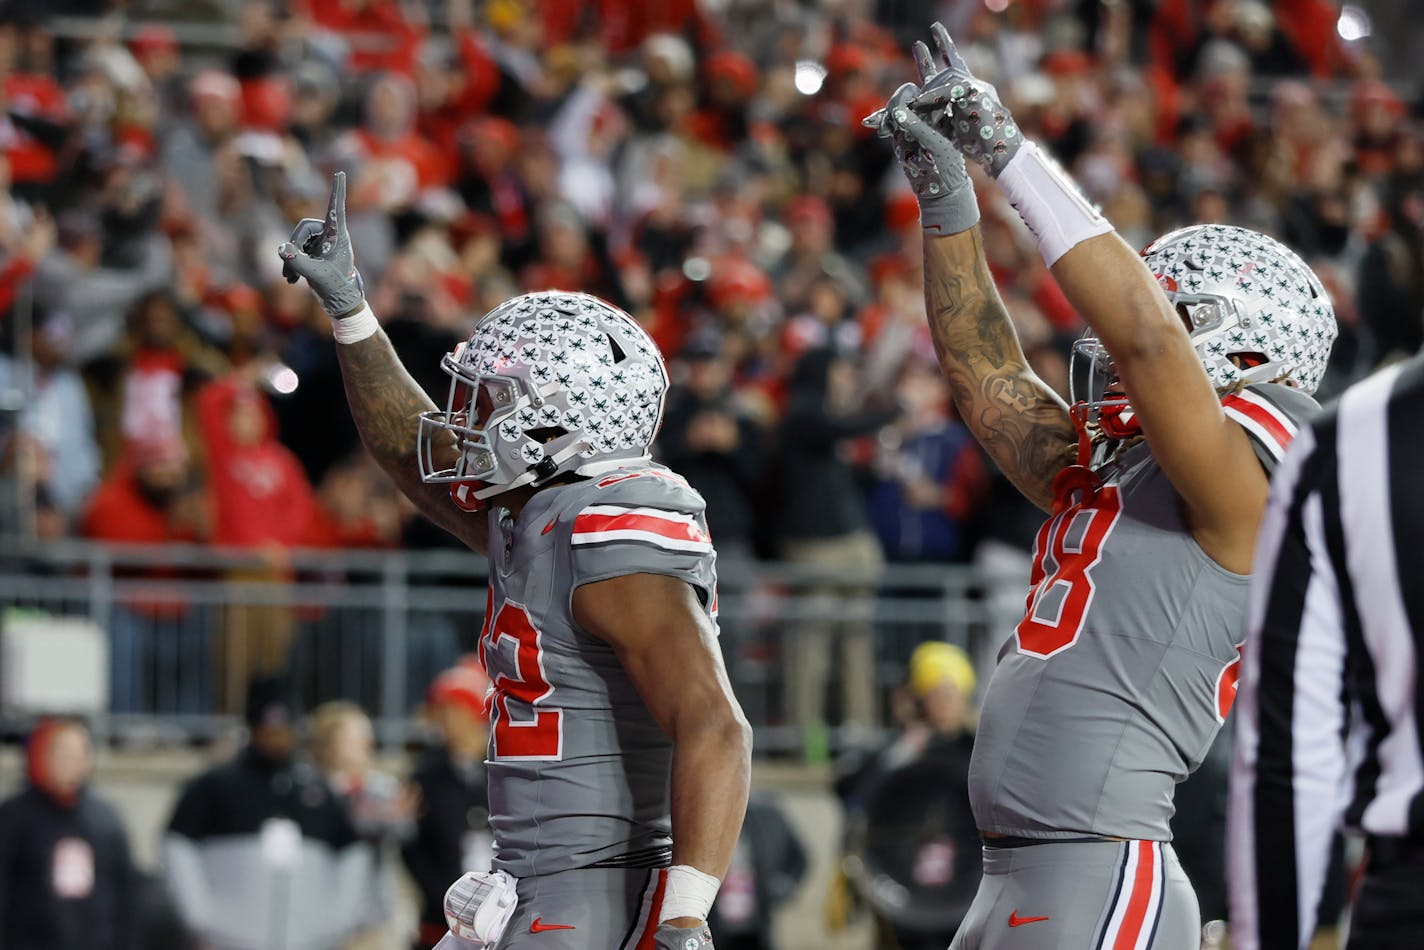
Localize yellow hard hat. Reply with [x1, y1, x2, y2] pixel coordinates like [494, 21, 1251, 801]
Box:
[908, 641, 976, 698]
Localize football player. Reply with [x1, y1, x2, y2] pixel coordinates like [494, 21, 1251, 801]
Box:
[278, 174, 751, 950]
[865, 25, 1336, 949]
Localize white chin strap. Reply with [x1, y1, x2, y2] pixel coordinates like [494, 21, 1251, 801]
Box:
[470, 440, 592, 501]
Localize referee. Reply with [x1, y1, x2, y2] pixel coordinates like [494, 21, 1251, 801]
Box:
[1228, 353, 1424, 950]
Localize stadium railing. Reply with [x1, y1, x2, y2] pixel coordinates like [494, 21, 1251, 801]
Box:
[0, 538, 1022, 754]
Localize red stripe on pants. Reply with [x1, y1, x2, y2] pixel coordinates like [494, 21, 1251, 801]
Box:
[635, 870, 669, 950]
[1112, 841, 1156, 950]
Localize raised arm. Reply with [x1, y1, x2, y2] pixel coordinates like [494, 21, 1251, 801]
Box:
[923, 228, 1075, 512]
[278, 173, 488, 554]
[1050, 234, 1266, 557]
[901, 24, 1270, 566]
[870, 75, 1074, 513]
[573, 572, 752, 941]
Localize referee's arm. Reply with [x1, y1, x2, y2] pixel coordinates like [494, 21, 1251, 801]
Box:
[1227, 425, 1350, 950]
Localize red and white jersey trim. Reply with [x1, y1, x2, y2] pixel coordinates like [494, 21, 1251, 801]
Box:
[1222, 388, 1298, 463]
[571, 505, 712, 554]
[1095, 840, 1166, 950]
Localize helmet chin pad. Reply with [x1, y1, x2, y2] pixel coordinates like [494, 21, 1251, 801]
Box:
[1097, 397, 1140, 439]
[449, 482, 488, 512]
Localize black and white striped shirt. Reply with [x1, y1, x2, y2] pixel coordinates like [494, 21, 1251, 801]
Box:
[1228, 354, 1424, 950]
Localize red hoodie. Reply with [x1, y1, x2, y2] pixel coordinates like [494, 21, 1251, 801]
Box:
[196, 377, 317, 548]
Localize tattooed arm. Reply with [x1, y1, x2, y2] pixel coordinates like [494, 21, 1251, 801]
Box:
[923, 228, 1076, 513]
[336, 331, 489, 554]
[278, 172, 488, 554]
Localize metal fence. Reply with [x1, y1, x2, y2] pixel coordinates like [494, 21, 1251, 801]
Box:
[0, 538, 1025, 754]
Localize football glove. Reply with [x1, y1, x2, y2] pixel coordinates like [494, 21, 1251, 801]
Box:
[907, 22, 1024, 178]
[863, 81, 979, 236]
[654, 921, 715, 950]
[277, 171, 366, 317]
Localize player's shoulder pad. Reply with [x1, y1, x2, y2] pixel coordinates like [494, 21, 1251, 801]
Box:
[1222, 381, 1322, 471]
[562, 463, 711, 557]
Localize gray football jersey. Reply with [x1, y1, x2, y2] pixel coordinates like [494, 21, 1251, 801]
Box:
[478, 462, 717, 879]
[969, 383, 1318, 841]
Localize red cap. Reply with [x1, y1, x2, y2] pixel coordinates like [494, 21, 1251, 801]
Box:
[707, 257, 773, 309]
[129, 24, 178, 61]
[704, 50, 759, 99]
[467, 115, 521, 155]
[785, 195, 833, 229]
[241, 76, 291, 132]
[825, 44, 872, 77]
[428, 659, 491, 720]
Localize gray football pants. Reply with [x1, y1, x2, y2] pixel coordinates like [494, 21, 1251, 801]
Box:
[950, 839, 1199, 950]
[494, 866, 669, 949]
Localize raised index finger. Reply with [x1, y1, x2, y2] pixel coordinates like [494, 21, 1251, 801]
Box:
[327, 170, 347, 234]
[931, 22, 969, 74]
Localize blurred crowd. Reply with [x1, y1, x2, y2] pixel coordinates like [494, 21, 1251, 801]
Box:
[0, 0, 1418, 574]
[0, 662, 819, 950]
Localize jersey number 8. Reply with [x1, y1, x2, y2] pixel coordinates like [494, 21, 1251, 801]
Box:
[1016, 485, 1124, 658]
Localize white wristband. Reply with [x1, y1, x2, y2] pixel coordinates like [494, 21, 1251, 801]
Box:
[997, 141, 1114, 267]
[658, 865, 721, 923]
[332, 303, 380, 344]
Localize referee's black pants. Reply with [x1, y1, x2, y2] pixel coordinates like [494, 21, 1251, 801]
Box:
[1347, 838, 1424, 949]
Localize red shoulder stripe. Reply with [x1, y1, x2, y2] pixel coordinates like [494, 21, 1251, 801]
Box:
[1222, 390, 1296, 458]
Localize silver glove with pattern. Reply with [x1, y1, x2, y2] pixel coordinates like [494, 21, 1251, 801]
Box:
[863, 79, 979, 236]
[907, 22, 1023, 178]
[654, 921, 715, 950]
[277, 171, 367, 317]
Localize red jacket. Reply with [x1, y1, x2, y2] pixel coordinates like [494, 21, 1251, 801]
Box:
[196, 377, 317, 548]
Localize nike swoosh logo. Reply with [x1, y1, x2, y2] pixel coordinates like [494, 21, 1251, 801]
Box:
[541, 519, 557, 535]
[1008, 911, 1050, 927]
[530, 918, 576, 933]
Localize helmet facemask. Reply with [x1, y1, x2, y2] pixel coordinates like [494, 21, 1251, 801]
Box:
[1069, 334, 1138, 442]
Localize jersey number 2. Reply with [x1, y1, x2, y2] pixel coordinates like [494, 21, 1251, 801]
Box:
[1016, 484, 1123, 658]
[480, 600, 563, 760]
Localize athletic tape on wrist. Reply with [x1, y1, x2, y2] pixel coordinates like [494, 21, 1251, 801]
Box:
[657, 865, 721, 924]
[997, 141, 1115, 267]
[332, 303, 379, 344]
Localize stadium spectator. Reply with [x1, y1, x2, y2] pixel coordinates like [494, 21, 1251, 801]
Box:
[659, 328, 767, 558]
[0, 308, 100, 520]
[866, 358, 987, 564]
[80, 435, 213, 714]
[84, 288, 226, 468]
[402, 661, 492, 950]
[0, 718, 138, 950]
[163, 675, 369, 950]
[777, 347, 897, 738]
[830, 641, 978, 948]
[32, 209, 172, 365]
[309, 701, 418, 949]
[196, 373, 318, 708]
[707, 793, 808, 950]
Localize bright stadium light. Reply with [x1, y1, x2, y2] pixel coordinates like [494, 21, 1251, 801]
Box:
[267, 364, 300, 395]
[682, 256, 712, 282]
[1337, 4, 1372, 41]
[794, 60, 827, 96]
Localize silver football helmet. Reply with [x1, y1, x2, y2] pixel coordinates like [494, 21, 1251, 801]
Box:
[1070, 224, 1337, 438]
[418, 291, 669, 506]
